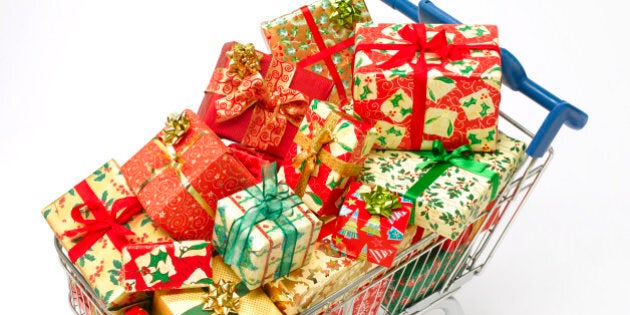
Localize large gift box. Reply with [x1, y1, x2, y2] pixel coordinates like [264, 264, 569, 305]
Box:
[213, 163, 322, 290]
[282, 99, 378, 216]
[353, 23, 502, 152]
[359, 132, 526, 240]
[153, 256, 283, 315]
[199, 42, 334, 158]
[122, 240, 213, 292]
[333, 182, 412, 267]
[261, 0, 372, 107]
[42, 160, 171, 310]
[121, 110, 256, 240]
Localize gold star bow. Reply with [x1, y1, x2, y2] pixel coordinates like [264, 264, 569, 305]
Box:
[226, 43, 262, 78]
[203, 280, 241, 315]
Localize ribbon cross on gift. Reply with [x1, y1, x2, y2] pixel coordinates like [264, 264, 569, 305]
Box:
[355, 24, 500, 148]
[222, 162, 303, 278]
[207, 43, 309, 150]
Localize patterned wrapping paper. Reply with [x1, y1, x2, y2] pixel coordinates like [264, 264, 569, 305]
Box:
[282, 99, 378, 217]
[327, 278, 390, 315]
[121, 110, 256, 240]
[353, 23, 502, 151]
[213, 165, 322, 290]
[359, 132, 526, 240]
[42, 160, 171, 310]
[261, 0, 372, 107]
[332, 182, 412, 267]
[152, 256, 283, 315]
[199, 42, 334, 159]
[122, 240, 213, 292]
[228, 143, 283, 182]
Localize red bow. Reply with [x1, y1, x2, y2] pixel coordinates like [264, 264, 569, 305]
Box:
[63, 180, 143, 263]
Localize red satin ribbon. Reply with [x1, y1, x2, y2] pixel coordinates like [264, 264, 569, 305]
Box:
[298, 6, 351, 106]
[355, 24, 500, 148]
[62, 180, 143, 263]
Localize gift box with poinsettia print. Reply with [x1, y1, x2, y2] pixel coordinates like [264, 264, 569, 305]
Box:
[332, 182, 412, 267]
[261, 0, 372, 108]
[42, 160, 172, 310]
[282, 99, 378, 217]
[353, 22, 502, 152]
[121, 109, 256, 240]
[213, 163, 322, 290]
[359, 132, 526, 240]
[122, 240, 213, 292]
[152, 255, 283, 315]
[199, 42, 334, 159]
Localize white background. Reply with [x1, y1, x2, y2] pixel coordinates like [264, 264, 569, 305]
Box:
[0, 0, 626, 314]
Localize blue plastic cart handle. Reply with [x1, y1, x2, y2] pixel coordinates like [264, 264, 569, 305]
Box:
[379, 0, 588, 157]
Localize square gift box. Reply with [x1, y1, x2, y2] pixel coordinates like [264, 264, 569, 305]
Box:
[121, 109, 256, 240]
[353, 23, 502, 152]
[261, 0, 372, 106]
[213, 163, 322, 290]
[199, 42, 334, 159]
[42, 160, 171, 310]
[282, 99, 378, 216]
[359, 132, 526, 240]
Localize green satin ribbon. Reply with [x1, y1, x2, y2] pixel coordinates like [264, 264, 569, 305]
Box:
[223, 162, 303, 278]
[404, 141, 499, 222]
[330, 0, 361, 28]
[361, 186, 401, 218]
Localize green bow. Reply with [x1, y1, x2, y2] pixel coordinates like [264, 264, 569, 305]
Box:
[330, 0, 361, 29]
[404, 141, 499, 219]
[223, 162, 303, 278]
[361, 186, 401, 217]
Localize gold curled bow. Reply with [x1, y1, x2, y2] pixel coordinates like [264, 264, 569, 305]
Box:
[360, 186, 401, 218]
[330, 0, 362, 29]
[203, 280, 241, 315]
[161, 112, 191, 146]
[291, 113, 363, 197]
[226, 43, 261, 79]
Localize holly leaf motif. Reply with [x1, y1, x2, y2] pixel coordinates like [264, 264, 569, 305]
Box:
[425, 116, 439, 125]
[148, 250, 169, 269]
[447, 121, 453, 137]
[359, 85, 371, 100]
[43, 209, 51, 219]
[151, 269, 171, 284]
[435, 77, 455, 84]
[307, 192, 323, 206]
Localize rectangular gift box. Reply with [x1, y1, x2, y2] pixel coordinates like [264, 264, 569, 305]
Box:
[198, 41, 334, 159]
[333, 182, 412, 267]
[121, 109, 256, 240]
[42, 160, 172, 310]
[353, 23, 502, 152]
[153, 255, 283, 315]
[261, 0, 372, 107]
[282, 99, 378, 217]
[359, 132, 526, 240]
[122, 240, 213, 292]
[228, 142, 283, 182]
[213, 164, 322, 290]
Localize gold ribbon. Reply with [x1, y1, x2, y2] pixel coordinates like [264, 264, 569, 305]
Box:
[203, 280, 241, 315]
[291, 113, 363, 197]
[136, 112, 216, 218]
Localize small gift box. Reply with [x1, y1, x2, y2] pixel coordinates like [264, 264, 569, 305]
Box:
[152, 256, 283, 315]
[332, 182, 412, 267]
[122, 240, 213, 292]
[121, 109, 256, 240]
[228, 143, 283, 182]
[359, 132, 526, 240]
[199, 42, 334, 158]
[42, 160, 171, 310]
[213, 162, 322, 290]
[282, 99, 378, 216]
[261, 0, 372, 107]
[353, 23, 502, 151]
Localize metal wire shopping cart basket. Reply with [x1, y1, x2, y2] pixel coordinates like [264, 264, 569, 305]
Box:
[53, 0, 589, 314]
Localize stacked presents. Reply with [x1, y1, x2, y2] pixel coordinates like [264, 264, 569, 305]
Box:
[42, 0, 528, 314]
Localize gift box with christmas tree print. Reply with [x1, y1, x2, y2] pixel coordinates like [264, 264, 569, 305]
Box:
[121, 110, 256, 240]
[199, 42, 334, 159]
[42, 160, 172, 310]
[261, 0, 372, 107]
[359, 132, 526, 240]
[282, 99, 378, 217]
[353, 23, 502, 152]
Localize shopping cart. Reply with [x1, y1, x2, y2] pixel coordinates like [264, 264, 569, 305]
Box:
[53, 0, 589, 314]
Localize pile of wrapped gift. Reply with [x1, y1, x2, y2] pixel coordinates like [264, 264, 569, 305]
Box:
[42, 1, 529, 314]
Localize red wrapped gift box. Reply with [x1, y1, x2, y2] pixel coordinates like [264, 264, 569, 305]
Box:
[121, 110, 256, 240]
[199, 42, 334, 159]
[228, 143, 283, 182]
